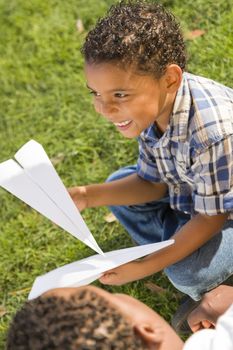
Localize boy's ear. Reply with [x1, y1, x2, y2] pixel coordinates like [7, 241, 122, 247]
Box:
[134, 323, 164, 348]
[163, 64, 183, 93]
[134, 322, 184, 350]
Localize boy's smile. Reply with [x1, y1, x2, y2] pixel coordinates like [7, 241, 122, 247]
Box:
[85, 62, 179, 138]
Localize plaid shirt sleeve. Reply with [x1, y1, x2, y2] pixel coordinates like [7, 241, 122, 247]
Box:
[136, 137, 162, 182]
[192, 135, 233, 215]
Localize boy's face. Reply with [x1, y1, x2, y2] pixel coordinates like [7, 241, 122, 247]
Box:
[43, 286, 183, 350]
[85, 62, 176, 138]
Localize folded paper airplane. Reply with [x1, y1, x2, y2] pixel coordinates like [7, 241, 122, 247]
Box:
[0, 140, 174, 298]
[29, 240, 173, 299]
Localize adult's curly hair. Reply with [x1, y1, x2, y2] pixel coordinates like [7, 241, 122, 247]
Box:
[6, 289, 145, 350]
[82, 0, 186, 78]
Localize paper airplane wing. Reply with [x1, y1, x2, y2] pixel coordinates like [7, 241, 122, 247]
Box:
[14, 140, 102, 254]
[0, 158, 103, 254]
[28, 239, 174, 299]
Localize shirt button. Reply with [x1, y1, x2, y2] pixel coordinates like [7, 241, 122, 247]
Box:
[174, 186, 180, 194]
[166, 173, 172, 178]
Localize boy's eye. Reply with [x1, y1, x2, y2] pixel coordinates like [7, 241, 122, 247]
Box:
[114, 92, 128, 98]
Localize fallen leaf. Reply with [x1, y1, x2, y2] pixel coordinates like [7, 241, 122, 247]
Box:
[104, 212, 117, 223]
[185, 29, 205, 40]
[76, 19, 84, 33]
[0, 306, 7, 318]
[9, 287, 31, 296]
[145, 281, 166, 294]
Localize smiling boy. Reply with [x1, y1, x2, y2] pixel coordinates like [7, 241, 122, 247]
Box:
[69, 0, 233, 322]
[85, 61, 176, 138]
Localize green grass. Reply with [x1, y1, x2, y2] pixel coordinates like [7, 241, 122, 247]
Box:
[0, 0, 232, 348]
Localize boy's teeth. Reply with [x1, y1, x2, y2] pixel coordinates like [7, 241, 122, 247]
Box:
[115, 120, 131, 126]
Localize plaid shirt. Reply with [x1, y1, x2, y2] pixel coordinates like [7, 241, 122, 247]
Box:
[137, 73, 233, 218]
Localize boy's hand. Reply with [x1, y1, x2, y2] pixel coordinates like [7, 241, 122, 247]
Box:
[67, 186, 88, 212]
[99, 260, 143, 286]
[188, 285, 233, 332]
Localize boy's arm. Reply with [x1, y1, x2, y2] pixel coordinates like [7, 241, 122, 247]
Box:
[100, 212, 228, 285]
[68, 173, 167, 211]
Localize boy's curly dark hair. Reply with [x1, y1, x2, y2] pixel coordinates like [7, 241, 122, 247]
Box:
[82, 0, 186, 77]
[6, 289, 145, 350]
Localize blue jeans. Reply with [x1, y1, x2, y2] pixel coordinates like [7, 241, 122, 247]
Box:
[107, 165, 233, 300]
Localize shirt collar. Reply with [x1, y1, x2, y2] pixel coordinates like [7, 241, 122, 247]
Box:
[170, 72, 192, 142]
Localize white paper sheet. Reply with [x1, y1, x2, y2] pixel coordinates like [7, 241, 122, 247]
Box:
[0, 141, 103, 254]
[0, 140, 175, 299]
[28, 239, 174, 299]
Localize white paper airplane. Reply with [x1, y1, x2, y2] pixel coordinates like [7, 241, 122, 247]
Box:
[0, 140, 103, 254]
[0, 140, 175, 297]
[28, 239, 174, 299]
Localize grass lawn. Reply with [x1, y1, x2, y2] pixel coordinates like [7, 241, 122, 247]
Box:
[0, 0, 232, 348]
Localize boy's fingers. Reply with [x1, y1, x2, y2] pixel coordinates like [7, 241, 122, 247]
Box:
[202, 320, 214, 329]
[99, 273, 114, 284]
[190, 323, 201, 333]
[188, 316, 214, 332]
[67, 187, 75, 197]
[188, 306, 207, 329]
[188, 311, 203, 332]
[99, 272, 121, 285]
